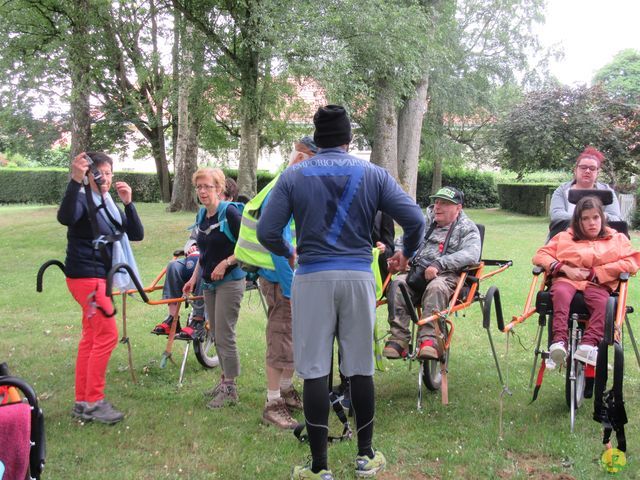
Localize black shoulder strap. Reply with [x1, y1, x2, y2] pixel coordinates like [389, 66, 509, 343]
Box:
[440, 216, 459, 255]
[83, 182, 123, 270]
[594, 340, 627, 452]
[84, 182, 112, 269]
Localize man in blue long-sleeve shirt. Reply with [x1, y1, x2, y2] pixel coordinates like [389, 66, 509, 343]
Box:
[257, 105, 425, 480]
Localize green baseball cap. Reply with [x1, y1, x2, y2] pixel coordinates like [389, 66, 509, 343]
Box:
[429, 186, 464, 205]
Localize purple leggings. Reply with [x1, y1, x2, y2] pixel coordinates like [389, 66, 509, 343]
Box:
[550, 281, 609, 347]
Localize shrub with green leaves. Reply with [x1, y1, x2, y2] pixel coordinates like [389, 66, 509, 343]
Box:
[497, 184, 556, 216]
[0, 168, 279, 204]
[0, 168, 164, 204]
[416, 165, 499, 208]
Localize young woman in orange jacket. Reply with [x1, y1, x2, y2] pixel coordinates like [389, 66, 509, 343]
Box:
[533, 196, 640, 367]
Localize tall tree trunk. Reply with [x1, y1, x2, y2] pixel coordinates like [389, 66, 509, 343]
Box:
[169, 67, 193, 210]
[237, 115, 259, 197]
[369, 78, 398, 180]
[237, 61, 260, 198]
[148, 130, 171, 201]
[430, 110, 445, 194]
[397, 76, 429, 199]
[68, 0, 91, 158]
[169, 23, 200, 212]
[171, 7, 181, 166]
[149, 0, 171, 203]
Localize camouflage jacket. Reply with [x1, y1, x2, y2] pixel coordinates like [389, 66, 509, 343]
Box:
[411, 206, 481, 273]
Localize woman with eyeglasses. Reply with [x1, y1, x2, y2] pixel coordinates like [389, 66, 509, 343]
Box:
[549, 146, 622, 224]
[57, 152, 144, 424]
[183, 168, 246, 408]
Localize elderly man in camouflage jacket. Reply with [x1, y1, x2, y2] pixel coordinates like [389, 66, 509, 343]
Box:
[384, 186, 481, 360]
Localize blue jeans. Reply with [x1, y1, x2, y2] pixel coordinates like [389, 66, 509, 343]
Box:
[162, 254, 204, 317]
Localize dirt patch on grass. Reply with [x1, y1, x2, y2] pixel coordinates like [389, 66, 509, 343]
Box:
[497, 451, 576, 479]
[377, 459, 443, 479]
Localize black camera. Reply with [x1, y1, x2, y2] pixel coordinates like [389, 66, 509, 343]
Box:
[84, 154, 104, 187]
[405, 258, 429, 293]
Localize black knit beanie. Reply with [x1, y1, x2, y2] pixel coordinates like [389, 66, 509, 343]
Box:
[313, 105, 352, 148]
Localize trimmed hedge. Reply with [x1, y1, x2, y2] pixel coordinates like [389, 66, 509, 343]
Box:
[497, 184, 557, 216]
[1, 166, 501, 208]
[0, 169, 70, 204]
[416, 167, 499, 208]
[0, 169, 164, 204]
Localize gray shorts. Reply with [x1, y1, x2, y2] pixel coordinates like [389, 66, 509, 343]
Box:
[291, 270, 376, 379]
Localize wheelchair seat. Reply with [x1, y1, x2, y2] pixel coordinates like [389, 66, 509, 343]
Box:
[536, 290, 590, 318]
[0, 369, 45, 480]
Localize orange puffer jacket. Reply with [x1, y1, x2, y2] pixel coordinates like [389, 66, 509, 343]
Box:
[533, 227, 640, 291]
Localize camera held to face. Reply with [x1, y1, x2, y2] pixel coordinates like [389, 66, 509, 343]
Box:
[84, 154, 105, 187]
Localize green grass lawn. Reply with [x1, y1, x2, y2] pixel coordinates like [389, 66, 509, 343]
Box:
[2, 203, 640, 479]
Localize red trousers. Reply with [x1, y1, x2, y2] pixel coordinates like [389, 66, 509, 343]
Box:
[66, 278, 119, 403]
[550, 281, 609, 347]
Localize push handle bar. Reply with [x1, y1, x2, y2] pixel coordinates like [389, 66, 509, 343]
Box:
[36, 259, 65, 292]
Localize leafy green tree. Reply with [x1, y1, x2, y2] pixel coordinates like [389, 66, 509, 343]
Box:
[593, 49, 640, 104]
[304, 0, 434, 197]
[423, 0, 545, 193]
[89, 0, 173, 201]
[173, 0, 318, 196]
[309, 0, 545, 198]
[0, 0, 92, 159]
[496, 84, 640, 185]
[0, 104, 62, 163]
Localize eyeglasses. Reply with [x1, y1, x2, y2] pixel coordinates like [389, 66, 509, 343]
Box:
[195, 185, 216, 191]
[577, 165, 598, 172]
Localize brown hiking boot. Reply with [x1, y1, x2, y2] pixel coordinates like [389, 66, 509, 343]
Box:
[281, 386, 303, 411]
[383, 339, 408, 359]
[262, 398, 298, 429]
[417, 336, 444, 360]
[206, 382, 238, 409]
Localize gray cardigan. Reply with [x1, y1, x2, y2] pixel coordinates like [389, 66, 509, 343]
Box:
[549, 181, 622, 222]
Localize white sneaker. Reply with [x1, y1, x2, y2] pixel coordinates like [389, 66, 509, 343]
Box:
[549, 342, 567, 367]
[545, 357, 557, 370]
[574, 344, 598, 366]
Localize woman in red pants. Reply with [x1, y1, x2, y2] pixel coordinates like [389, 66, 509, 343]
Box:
[57, 152, 144, 424]
[533, 196, 640, 368]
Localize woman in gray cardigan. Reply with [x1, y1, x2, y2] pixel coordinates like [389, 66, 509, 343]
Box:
[549, 146, 622, 223]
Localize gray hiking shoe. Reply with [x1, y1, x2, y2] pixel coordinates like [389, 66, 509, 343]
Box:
[262, 398, 298, 429]
[82, 399, 124, 425]
[72, 401, 88, 419]
[206, 382, 238, 409]
[203, 381, 223, 399]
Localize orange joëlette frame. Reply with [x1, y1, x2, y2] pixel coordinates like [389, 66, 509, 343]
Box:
[414, 260, 512, 349]
[110, 260, 203, 306]
[504, 268, 631, 337]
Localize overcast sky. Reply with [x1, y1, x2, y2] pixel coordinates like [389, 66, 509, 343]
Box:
[538, 0, 640, 85]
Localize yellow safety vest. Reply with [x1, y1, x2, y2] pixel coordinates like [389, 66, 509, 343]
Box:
[234, 175, 296, 271]
[372, 247, 383, 301]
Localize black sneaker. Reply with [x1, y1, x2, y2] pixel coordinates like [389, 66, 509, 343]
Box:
[82, 399, 124, 425]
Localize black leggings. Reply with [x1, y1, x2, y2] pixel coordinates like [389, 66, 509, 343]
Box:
[303, 374, 375, 472]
